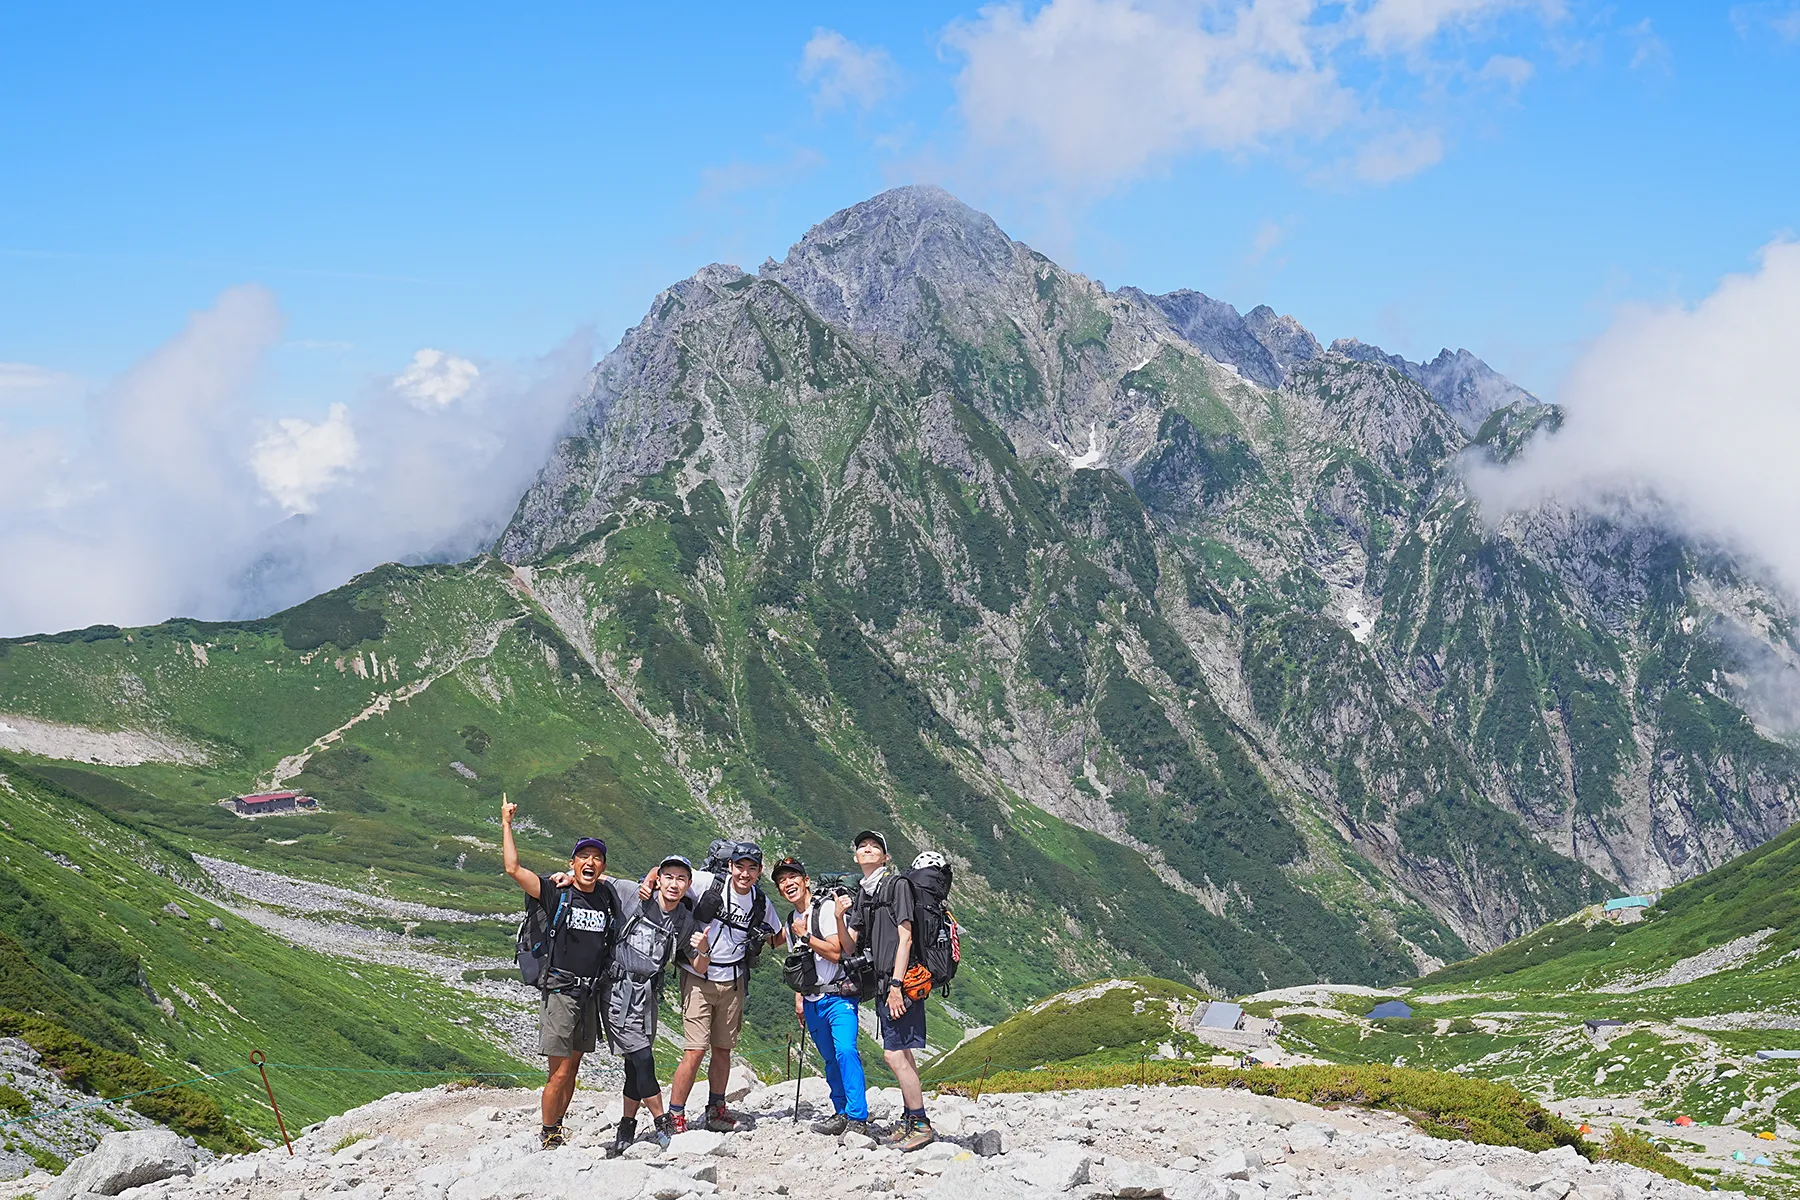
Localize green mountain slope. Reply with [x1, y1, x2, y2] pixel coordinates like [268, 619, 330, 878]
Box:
[0, 754, 522, 1138]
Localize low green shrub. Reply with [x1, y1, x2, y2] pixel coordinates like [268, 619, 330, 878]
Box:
[1597, 1126, 1701, 1186]
[955, 1061, 1588, 1154]
[0, 1082, 29, 1116]
[0, 1008, 254, 1152]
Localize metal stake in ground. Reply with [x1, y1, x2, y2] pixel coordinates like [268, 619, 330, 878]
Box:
[250, 1050, 292, 1155]
[793, 1024, 809, 1123]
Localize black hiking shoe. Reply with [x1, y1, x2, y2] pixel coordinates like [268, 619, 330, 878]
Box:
[541, 1123, 568, 1150]
[811, 1113, 849, 1136]
[653, 1112, 677, 1149]
[703, 1101, 739, 1133]
[607, 1117, 637, 1158]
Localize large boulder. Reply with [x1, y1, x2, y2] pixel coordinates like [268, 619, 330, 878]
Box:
[43, 1130, 194, 1200]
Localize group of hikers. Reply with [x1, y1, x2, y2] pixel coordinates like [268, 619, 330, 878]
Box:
[500, 797, 956, 1158]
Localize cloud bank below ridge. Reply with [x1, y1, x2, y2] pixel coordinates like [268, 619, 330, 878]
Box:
[0, 285, 588, 638]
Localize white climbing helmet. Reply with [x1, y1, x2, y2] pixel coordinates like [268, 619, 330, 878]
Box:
[911, 850, 948, 871]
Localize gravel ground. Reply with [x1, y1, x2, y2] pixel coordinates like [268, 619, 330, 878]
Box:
[5, 1076, 1713, 1200]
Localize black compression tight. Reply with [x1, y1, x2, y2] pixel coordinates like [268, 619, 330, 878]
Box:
[623, 1047, 659, 1101]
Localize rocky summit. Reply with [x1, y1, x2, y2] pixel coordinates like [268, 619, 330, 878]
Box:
[1, 1078, 1705, 1200]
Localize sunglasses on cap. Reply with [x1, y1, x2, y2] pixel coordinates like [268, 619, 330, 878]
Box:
[729, 841, 763, 864]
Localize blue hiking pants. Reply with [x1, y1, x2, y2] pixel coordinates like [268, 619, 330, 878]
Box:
[802, 993, 868, 1120]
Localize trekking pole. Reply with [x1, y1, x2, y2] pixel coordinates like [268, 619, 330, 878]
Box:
[973, 1055, 991, 1102]
[793, 1024, 809, 1124]
[249, 1051, 292, 1155]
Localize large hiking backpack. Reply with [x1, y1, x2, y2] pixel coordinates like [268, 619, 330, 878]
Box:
[905, 858, 962, 995]
[515, 886, 573, 988]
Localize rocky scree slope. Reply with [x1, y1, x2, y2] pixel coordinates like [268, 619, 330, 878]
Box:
[497, 184, 1800, 968]
[3, 1075, 1706, 1200]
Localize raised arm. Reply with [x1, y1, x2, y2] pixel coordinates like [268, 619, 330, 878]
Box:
[501, 796, 542, 899]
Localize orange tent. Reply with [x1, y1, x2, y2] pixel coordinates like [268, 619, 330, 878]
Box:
[1673, 1115, 1695, 1127]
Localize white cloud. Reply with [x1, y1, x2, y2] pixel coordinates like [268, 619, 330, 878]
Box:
[393, 347, 479, 409]
[0, 362, 71, 391]
[1730, 3, 1800, 44]
[1362, 0, 1556, 53]
[800, 29, 898, 111]
[940, 0, 1558, 194]
[0, 286, 589, 637]
[1354, 126, 1445, 181]
[943, 0, 1354, 189]
[1478, 53, 1535, 87]
[1248, 218, 1287, 262]
[251, 403, 359, 514]
[1469, 240, 1800, 597]
[1625, 18, 1671, 72]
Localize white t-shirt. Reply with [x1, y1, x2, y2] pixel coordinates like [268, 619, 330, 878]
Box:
[796, 896, 843, 1000]
[681, 870, 782, 983]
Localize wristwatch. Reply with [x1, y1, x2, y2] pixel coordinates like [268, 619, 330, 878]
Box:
[884, 978, 900, 990]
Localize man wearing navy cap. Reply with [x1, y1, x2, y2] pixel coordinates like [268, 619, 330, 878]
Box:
[502, 796, 619, 1149]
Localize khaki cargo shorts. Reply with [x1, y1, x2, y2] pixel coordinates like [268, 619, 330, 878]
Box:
[680, 971, 745, 1051]
[539, 988, 600, 1058]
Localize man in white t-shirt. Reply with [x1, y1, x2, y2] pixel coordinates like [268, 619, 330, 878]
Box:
[772, 856, 869, 1135]
[664, 842, 784, 1132]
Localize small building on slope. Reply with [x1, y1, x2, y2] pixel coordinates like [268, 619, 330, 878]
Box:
[229, 791, 319, 815]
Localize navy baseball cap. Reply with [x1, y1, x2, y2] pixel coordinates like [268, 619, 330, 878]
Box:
[732, 841, 764, 864]
[852, 830, 888, 852]
[658, 854, 694, 873]
[570, 837, 607, 859]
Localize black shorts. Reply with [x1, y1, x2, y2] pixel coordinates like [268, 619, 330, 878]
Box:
[876, 995, 926, 1051]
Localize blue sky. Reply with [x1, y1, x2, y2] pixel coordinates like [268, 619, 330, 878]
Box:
[2, 1, 1798, 632]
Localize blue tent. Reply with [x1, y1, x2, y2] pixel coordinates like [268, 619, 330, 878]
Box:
[1368, 1000, 1413, 1019]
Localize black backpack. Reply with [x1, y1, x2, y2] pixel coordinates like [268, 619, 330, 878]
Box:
[515, 886, 573, 988]
[780, 898, 821, 994]
[689, 873, 775, 971]
[516, 883, 619, 989]
[905, 860, 962, 993]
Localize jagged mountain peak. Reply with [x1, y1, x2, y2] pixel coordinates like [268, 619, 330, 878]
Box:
[1329, 338, 1536, 433]
[1124, 288, 1321, 389]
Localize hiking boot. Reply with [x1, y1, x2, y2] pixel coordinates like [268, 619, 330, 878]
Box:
[810, 1112, 849, 1136]
[607, 1117, 637, 1158]
[843, 1118, 873, 1138]
[669, 1110, 688, 1134]
[897, 1117, 937, 1153]
[703, 1101, 740, 1133]
[540, 1123, 568, 1150]
[881, 1113, 917, 1145]
[653, 1112, 677, 1149]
